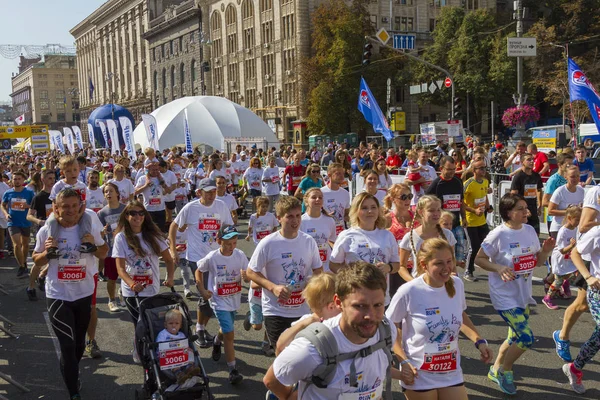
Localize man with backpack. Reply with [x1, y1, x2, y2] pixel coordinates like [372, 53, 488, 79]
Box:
[263, 262, 400, 399]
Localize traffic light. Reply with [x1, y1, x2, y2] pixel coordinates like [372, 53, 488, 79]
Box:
[362, 43, 373, 66]
[453, 97, 462, 119]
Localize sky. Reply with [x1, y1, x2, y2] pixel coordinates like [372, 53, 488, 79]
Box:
[0, 0, 106, 103]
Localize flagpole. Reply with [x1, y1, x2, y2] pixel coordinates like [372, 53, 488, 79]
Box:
[566, 44, 578, 146]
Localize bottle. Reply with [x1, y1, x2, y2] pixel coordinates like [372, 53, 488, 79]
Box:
[278, 280, 296, 304]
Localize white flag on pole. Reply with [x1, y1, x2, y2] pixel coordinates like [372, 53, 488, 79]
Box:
[98, 121, 110, 149]
[14, 114, 25, 125]
[141, 114, 159, 150]
[183, 109, 193, 153]
[63, 127, 75, 154]
[105, 119, 120, 155]
[87, 123, 96, 151]
[118, 117, 136, 159]
[72, 126, 84, 150]
[50, 130, 64, 152]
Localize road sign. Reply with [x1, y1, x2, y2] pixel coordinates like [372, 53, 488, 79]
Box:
[507, 37, 537, 57]
[391, 112, 406, 132]
[393, 34, 416, 50]
[376, 28, 390, 45]
[0, 125, 50, 153]
[444, 77, 452, 88]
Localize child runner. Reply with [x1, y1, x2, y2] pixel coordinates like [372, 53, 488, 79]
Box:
[246, 196, 278, 245]
[544, 206, 581, 310]
[440, 210, 455, 231]
[300, 188, 336, 272]
[196, 225, 247, 385]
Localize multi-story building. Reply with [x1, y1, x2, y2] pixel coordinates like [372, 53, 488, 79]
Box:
[70, 0, 153, 137]
[10, 55, 80, 130]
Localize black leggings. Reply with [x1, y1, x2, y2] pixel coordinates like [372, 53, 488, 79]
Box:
[47, 295, 92, 397]
[466, 224, 490, 274]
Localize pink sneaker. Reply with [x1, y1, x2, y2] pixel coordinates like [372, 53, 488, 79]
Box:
[562, 280, 572, 298]
[543, 295, 559, 310]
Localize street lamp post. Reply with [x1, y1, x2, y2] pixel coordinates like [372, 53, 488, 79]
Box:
[105, 72, 119, 120]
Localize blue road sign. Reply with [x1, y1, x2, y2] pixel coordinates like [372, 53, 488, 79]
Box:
[393, 34, 416, 50]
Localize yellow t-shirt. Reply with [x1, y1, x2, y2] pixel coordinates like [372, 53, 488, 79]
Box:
[464, 177, 489, 227]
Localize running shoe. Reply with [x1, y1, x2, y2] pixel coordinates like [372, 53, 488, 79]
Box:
[262, 342, 275, 357]
[108, 300, 120, 313]
[36, 276, 45, 292]
[563, 363, 585, 394]
[97, 271, 108, 282]
[26, 287, 37, 301]
[80, 243, 97, 253]
[543, 274, 553, 292]
[265, 390, 278, 400]
[228, 368, 243, 385]
[243, 311, 251, 332]
[195, 330, 213, 349]
[184, 289, 193, 299]
[553, 330, 573, 362]
[488, 367, 517, 395]
[463, 272, 478, 282]
[85, 339, 102, 359]
[16, 267, 29, 279]
[117, 288, 126, 308]
[212, 341, 222, 361]
[542, 295, 559, 310]
[562, 279, 572, 298]
[46, 247, 60, 259]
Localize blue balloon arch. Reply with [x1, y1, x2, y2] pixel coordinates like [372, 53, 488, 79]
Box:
[87, 104, 135, 149]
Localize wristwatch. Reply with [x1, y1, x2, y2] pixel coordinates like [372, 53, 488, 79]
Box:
[475, 339, 488, 349]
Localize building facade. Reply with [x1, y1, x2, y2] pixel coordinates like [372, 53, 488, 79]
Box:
[10, 55, 80, 130]
[70, 0, 153, 138]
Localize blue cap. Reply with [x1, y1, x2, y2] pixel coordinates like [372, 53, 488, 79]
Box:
[218, 225, 239, 240]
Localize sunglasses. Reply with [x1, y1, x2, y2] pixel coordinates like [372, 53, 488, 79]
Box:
[400, 194, 414, 201]
[127, 210, 145, 217]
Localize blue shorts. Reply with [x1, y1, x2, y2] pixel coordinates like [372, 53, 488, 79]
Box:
[214, 309, 237, 334]
[250, 302, 263, 325]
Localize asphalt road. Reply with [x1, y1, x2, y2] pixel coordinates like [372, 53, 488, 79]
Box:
[1, 222, 600, 400]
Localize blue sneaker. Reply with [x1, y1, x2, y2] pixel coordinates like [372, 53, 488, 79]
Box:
[553, 330, 573, 362]
[498, 370, 517, 395]
[487, 366, 500, 384]
[265, 390, 278, 400]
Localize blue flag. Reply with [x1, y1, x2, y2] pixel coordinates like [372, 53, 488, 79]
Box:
[358, 77, 393, 142]
[568, 58, 600, 137]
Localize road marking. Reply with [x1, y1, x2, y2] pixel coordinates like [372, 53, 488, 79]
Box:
[43, 312, 62, 362]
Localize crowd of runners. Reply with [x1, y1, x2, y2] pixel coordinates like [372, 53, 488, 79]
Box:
[3, 137, 600, 399]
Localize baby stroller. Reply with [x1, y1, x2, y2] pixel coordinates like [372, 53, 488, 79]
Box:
[134, 289, 213, 400]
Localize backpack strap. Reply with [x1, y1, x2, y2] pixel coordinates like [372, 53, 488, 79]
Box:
[295, 322, 339, 389]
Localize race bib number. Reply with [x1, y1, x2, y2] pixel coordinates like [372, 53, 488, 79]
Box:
[11, 198, 26, 211]
[336, 224, 344, 235]
[337, 384, 383, 400]
[512, 253, 537, 274]
[256, 230, 270, 240]
[92, 208, 102, 213]
[282, 290, 305, 308]
[524, 184, 537, 199]
[442, 194, 461, 212]
[251, 181, 260, 188]
[75, 188, 86, 202]
[217, 280, 242, 296]
[318, 243, 328, 262]
[252, 288, 262, 298]
[420, 349, 458, 373]
[132, 274, 154, 286]
[57, 263, 86, 283]
[158, 339, 189, 370]
[198, 218, 220, 231]
[271, 176, 279, 183]
[292, 176, 302, 186]
[149, 197, 161, 206]
[176, 243, 187, 253]
[175, 195, 185, 201]
[474, 197, 486, 210]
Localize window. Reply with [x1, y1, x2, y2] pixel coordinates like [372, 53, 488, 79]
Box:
[191, 60, 197, 82]
[261, 20, 273, 43]
[407, 17, 413, 31]
[161, 44, 165, 58]
[56, 90, 65, 99]
[40, 100, 49, 110]
[429, 19, 436, 31]
[180, 63, 185, 85]
[154, 71, 158, 91]
[40, 90, 48, 99]
[153, 48, 157, 61]
[171, 66, 176, 88]
[57, 113, 66, 122]
[162, 68, 167, 89]
[242, 0, 254, 19]
[170, 40, 174, 55]
[211, 11, 223, 58]
[260, 0, 272, 12]
[41, 114, 51, 123]
[370, 15, 377, 29]
[179, 37, 183, 53]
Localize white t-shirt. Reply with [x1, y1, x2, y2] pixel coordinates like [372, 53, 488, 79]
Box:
[197, 248, 248, 312]
[112, 232, 168, 298]
[49, 180, 87, 201]
[173, 228, 188, 257]
[231, 160, 248, 185]
[386, 275, 466, 390]
[411, 164, 437, 206]
[577, 226, 600, 279]
[362, 189, 386, 205]
[331, 228, 400, 305]
[249, 212, 279, 244]
[480, 224, 541, 310]
[273, 313, 397, 399]
[549, 185, 584, 232]
[243, 167, 263, 191]
[320, 186, 350, 238]
[378, 173, 393, 190]
[398, 228, 457, 277]
[248, 230, 322, 318]
[34, 219, 105, 302]
[162, 169, 179, 202]
[86, 187, 106, 212]
[209, 167, 231, 183]
[173, 199, 234, 262]
[262, 167, 281, 196]
[551, 226, 578, 275]
[108, 178, 135, 204]
[173, 186, 189, 203]
[217, 193, 237, 214]
[300, 213, 337, 272]
[135, 175, 165, 212]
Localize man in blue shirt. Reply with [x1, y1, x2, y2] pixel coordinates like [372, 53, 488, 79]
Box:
[1, 171, 35, 278]
[574, 145, 595, 186]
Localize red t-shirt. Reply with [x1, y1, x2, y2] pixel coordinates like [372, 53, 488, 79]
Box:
[533, 152, 549, 177]
[386, 155, 402, 171]
[284, 165, 306, 192]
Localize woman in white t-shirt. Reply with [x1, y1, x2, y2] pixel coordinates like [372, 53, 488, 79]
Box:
[330, 192, 400, 305]
[243, 157, 264, 212]
[474, 193, 554, 395]
[548, 165, 584, 235]
[360, 169, 386, 204]
[387, 238, 493, 397]
[113, 201, 176, 328]
[300, 188, 337, 272]
[374, 156, 393, 192]
[262, 156, 281, 213]
[399, 195, 457, 281]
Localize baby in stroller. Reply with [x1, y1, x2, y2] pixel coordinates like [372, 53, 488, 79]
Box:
[156, 309, 201, 385]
